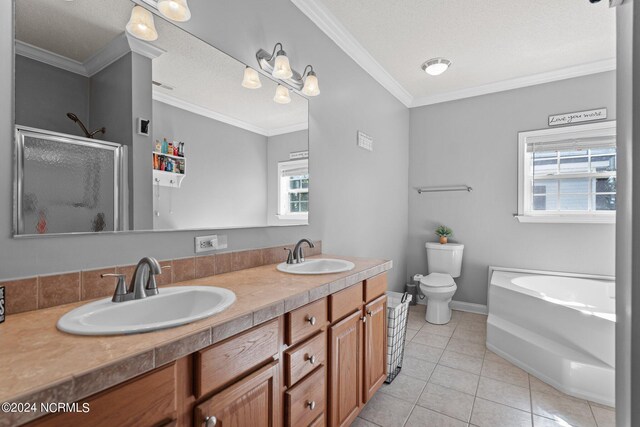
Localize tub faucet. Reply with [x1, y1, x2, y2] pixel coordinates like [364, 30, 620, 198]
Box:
[102, 257, 164, 302]
[290, 239, 315, 264]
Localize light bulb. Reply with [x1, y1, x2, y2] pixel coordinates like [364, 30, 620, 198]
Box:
[125, 6, 158, 41]
[302, 71, 320, 96]
[157, 0, 192, 22]
[274, 85, 291, 104]
[241, 67, 262, 89]
[272, 51, 293, 79]
[421, 58, 451, 76]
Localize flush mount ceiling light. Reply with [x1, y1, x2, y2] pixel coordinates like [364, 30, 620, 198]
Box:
[126, 5, 158, 41]
[421, 58, 452, 76]
[301, 65, 320, 97]
[157, 0, 191, 22]
[273, 84, 292, 104]
[241, 66, 262, 89]
[255, 43, 320, 96]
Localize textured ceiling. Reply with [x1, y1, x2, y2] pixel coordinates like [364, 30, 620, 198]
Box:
[15, 0, 307, 133]
[320, 0, 616, 100]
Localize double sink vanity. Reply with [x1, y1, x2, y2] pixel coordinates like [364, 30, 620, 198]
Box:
[0, 248, 392, 427]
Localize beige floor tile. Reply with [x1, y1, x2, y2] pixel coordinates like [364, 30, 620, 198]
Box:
[419, 322, 457, 337]
[404, 341, 444, 364]
[417, 382, 475, 422]
[533, 415, 574, 426]
[405, 328, 419, 342]
[481, 356, 529, 388]
[446, 337, 486, 358]
[456, 320, 487, 333]
[411, 330, 451, 348]
[590, 405, 615, 427]
[359, 392, 414, 427]
[452, 326, 487, 344]
[532, 390, 596, 427]
[405, 405, 467, 427]
[407, 315, 426, 331]
[460, 312, 488, 323]
[476, 376, 531, 412]
[471, 397, 532, 427]
[439, 350, 484, 375]
[379, 373, 426, 404]
[529, 375, 566, 398]
[351, 417, 381, 427]
[429, 364, 480, 395]
[450, 310, 464, 322]
[410, 304, 427, 314]
[401, 355, 436, 381]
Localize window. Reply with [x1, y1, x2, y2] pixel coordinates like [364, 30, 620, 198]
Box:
[517, 121, 616, 223]
[277, 159, 309, 221]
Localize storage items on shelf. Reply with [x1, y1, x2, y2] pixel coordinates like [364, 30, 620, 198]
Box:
[153, 138, 186, 188]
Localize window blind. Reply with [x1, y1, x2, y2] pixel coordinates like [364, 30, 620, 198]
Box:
[527, 135, 616, 153]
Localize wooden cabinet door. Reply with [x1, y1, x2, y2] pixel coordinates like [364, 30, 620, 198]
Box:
[329, 310, 363, 427]
[363, 295, 387, 403]
[194, 361, 281, 427]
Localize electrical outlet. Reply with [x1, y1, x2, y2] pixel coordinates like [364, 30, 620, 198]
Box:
[195, 235, 228, 253]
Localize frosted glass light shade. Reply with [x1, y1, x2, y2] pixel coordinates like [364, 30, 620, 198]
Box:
[422, 58, 451, 76]
[241, 67, 262, 89]
[273, 85, 291, 104]
[157, 0, 191, 22]
[272, 53, 293, 79]
[302, 72, 320, 96]
[126, 6, 158, 41]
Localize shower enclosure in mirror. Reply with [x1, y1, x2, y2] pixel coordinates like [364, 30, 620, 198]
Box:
[13, 0, 309, 236]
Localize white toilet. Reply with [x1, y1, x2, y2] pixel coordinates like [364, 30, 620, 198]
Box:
[419, 242, 464, 324]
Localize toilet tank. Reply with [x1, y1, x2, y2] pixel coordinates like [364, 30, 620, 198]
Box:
[426, 242, 464, 278]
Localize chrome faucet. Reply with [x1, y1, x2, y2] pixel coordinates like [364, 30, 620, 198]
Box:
[286, 239, 315, 264]
[102, 257, 165, 302]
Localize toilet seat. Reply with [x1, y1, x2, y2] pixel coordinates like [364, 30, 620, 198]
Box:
[420, 272, 455, 288]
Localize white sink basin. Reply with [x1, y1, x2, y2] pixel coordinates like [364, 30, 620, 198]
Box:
[277, 258, 355, 275]
[57, 286, 236, 336]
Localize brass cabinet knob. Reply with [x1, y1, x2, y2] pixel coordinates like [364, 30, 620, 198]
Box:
[306, 315, 316, 325]
[204, 416, 217, 427]
[306, 401, 316, 410]
[360, 316, 367, 323]
[367, 310, 373, 316]
[306, 354, 317, 365]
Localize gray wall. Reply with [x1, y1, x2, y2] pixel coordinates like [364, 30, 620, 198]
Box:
[152, 100, 269, 229]
[1, 0, 410, 291]
[408, 71, 616, 305]
[267, 130, 309, 226]
[615, 1, 636, 425]
[15, 55, 89, 136]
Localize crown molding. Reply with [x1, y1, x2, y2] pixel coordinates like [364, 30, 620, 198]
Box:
[410, 59, 617, 107]
[153, 89, 307, 137]
[16, 33, 165, 78]
[290, 0, 413, 107]
[15, 40, 86, 76]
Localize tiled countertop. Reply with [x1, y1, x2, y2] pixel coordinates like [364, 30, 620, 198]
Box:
[0, 254, 391, 426]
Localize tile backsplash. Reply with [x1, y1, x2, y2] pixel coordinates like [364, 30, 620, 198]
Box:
[0, 241, 322, 316]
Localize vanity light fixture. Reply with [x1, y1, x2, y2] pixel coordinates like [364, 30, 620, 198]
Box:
[126, 5, 158, 41]
[273, 84, 292, 104]
[241, 66, 262, 89]
[421, 58, 451, 76]
[157, 0, 192, 22]
[301, 65, 320, 97]
[267, 43, 293, 79]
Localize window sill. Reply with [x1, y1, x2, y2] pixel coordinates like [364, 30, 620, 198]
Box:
[515, 215, 615, 224]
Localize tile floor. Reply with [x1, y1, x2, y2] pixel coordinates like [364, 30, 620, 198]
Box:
[353, 305, 615, 427]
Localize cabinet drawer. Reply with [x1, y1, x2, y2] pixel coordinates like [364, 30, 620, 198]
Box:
[329, 282, 363, 323]
[195, 319, 279, 398]
[284, 331, 327, 387]
[286, 366, 326, 427]
[364, 273, 387, 302]
[29, 363, 176, 427]
[309, 413, 325, 427]
[286, 298, 327, 345]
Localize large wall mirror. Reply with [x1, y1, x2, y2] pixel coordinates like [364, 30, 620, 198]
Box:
[13, 0, 309, 236]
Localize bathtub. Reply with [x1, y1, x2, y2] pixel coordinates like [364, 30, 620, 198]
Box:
[487, 268, 615, 406]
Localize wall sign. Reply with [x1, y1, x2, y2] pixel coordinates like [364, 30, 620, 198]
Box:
[289, 150, 308, 160]
[548, 108, 607, 127]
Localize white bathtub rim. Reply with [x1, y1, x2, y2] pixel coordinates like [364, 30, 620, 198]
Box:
[487, 266, 615, 314]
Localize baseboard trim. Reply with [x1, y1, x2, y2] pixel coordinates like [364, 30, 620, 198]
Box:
[450, 300, 488, 315]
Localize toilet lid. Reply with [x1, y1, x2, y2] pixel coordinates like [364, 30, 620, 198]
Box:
[420, 273, 454, 288]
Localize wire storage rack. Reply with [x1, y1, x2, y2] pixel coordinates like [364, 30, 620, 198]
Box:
[385, 291, 412, 383]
